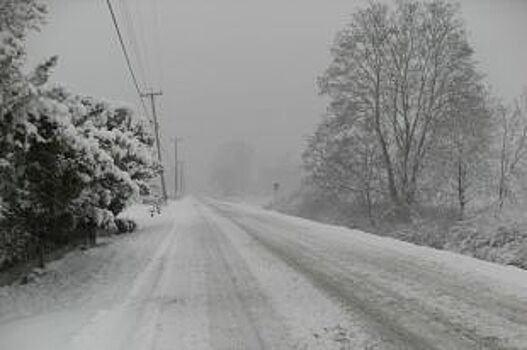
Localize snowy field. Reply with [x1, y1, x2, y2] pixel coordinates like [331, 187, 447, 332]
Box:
[1, 197, 527, 349]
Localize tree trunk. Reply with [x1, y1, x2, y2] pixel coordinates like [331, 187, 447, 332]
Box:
[458, 158, 466, 220]
[89, 228, 97, 247]
[365, 189, 375, 227]
[84, 225, 97, 247]
[37, 238, 45, 269]
[372, 70, 409, 221]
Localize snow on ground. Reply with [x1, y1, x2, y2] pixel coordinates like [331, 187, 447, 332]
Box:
[208, 198, 527, 349]
[2, 196, 527, 349]
[0, 199, 194, 350]
[204, 194, 272, 208]
[197, 202, 375, 349]
[216, 198, 527, 297]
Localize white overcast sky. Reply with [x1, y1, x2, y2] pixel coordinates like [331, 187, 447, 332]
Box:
[27, 0, 527, 193]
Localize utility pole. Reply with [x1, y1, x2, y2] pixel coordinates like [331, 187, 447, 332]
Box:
[141, 89, 167, 203]
[172, 137, 183, 198]
[179, 161, 185, 196]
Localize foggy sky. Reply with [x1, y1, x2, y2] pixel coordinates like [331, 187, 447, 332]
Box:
[27, 0, 527, 194]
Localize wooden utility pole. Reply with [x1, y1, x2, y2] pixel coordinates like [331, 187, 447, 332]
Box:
[179, 161, 185, 196]
[172, 137, 182, 198]
[141, 89, 167, 202]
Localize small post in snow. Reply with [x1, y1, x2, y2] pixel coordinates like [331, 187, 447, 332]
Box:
[272, 182, 280, 209]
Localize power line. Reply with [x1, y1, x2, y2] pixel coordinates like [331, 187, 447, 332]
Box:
[104, 0, 150, 119]
[118, 0, 148, 87]
[105, 0, 170, 202]
[131, 0, 154, 89]
[151, 0, 164, 89]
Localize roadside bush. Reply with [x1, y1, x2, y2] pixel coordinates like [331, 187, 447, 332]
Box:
[446, 218, 527, 268]
[115, 218, 137, 234]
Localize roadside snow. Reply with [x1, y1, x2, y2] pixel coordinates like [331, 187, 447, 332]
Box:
[218, 199, 527, 297]
[210, 199, 527, 349]
[0, 200, 192, 350]
[3, 196, 527, 349]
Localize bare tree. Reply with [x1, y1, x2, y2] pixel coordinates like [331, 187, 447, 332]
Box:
[495, 92, 527, 209]
[303, 116, 384, 225]
[421, 64, 493, 219]
[318, 0, 486, 220]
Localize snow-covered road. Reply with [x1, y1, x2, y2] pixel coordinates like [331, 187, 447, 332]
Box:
[1, 197, 527, 349]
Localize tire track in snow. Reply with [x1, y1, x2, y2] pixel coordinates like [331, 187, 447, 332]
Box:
[195, 204, 291, 350]
[208, 200, 522, 350]
[68, 215, 179, 350]
[199, 200, 385, 349]
[241, 209, 527, 349]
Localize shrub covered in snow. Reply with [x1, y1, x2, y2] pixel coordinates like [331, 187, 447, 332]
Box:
[114, 218, 137, 234]
[0, 0, 159, 269]
[445, 206, 527, 269]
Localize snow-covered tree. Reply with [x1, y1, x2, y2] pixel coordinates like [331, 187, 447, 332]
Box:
[317, 0, 488, 219]
[42, 88, 159, 244]
[0, 0, 60, 266]
[0, 0, 47, 209]
[494, 91, 527, 209]
[70, 95, 158, 214]
[303, 115, 384, 225]
[0, 0, 159, 266]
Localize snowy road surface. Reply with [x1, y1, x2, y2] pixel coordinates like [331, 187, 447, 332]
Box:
[1, 198, 527, 349]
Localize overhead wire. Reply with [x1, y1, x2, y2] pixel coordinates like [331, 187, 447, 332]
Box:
[150, 0, 167, 172]
[126, 0, 166, 143]
[150, 0, 164, 90]
[104, 0, 150, 119]
[117, 0, 148, 90]
[105, 0, 169, 200]
[132, 0, 154, 91]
